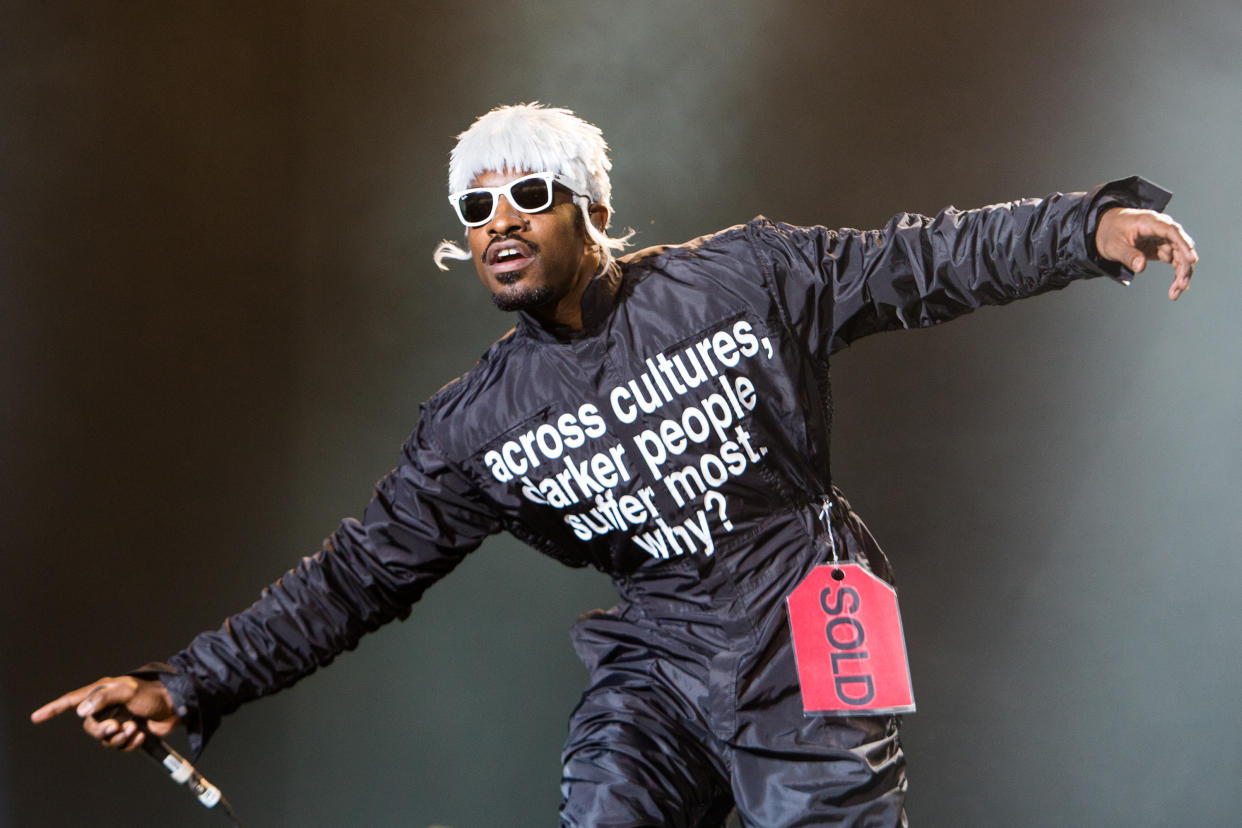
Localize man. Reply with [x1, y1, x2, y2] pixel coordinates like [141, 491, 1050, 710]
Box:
[33, 104, 1197, 826]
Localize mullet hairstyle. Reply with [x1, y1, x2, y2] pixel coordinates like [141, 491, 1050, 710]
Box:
[433, 103, 632, 271]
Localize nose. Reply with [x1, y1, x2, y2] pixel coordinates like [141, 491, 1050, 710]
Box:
[486, 193, 528, 235]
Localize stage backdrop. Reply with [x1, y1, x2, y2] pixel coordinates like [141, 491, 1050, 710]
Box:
[4, 2, 1238, 826]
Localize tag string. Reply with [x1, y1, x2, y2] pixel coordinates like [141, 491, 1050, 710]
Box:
[818, 494, 840, 564]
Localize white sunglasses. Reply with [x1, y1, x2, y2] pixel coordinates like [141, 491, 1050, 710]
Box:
[448, 172, 583, 227]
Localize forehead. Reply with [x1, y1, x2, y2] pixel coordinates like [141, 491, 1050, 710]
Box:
[468, 168, 537, 188]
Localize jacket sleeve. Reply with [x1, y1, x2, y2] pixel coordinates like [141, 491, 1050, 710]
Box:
[754, 176, 1172, 356]
[135, 414, 503, 757]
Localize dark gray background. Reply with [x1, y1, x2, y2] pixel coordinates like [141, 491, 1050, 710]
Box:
[4, 2, 1239, 826]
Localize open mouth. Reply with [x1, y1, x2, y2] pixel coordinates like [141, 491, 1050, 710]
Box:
[487, 239, 536, 277]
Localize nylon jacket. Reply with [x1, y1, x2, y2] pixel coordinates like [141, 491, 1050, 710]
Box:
[148, 177, 1171, 756]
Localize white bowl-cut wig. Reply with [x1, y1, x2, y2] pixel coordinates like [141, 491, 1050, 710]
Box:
[433, 103, 631, 271]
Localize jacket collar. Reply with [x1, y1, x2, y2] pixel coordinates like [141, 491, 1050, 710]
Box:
[516, 261, 624, 343]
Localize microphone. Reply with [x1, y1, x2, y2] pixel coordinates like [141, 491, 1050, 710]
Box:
[98, 706, 240, 825]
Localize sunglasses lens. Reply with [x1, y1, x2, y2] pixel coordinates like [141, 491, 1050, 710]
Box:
[509, 177, 554, 212]
[459, 192, 495, 225]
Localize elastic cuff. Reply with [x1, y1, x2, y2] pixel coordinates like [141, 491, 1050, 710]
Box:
[126, 660, 212, 761]
[1084, 176, 1174, 283]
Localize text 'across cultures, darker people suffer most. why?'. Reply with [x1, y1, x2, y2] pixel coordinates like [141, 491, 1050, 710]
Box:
[482, 319, 776, 558]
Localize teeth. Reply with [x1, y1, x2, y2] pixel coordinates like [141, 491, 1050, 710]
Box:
[496, 249, 521, 261]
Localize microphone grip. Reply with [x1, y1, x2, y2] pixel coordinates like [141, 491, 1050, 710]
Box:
[138, 736, 224, 809]
[96, 706, 239, 824]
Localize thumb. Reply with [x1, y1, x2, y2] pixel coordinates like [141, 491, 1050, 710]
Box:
[1129, 252, 1147, 273]
[73, 680, 135, 718]
[68, 677, 149, 720]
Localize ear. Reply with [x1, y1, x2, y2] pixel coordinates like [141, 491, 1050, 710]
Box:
[587, 202, 609, 234]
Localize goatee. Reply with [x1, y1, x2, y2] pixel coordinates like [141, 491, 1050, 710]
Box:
[492, 284, 555, 313]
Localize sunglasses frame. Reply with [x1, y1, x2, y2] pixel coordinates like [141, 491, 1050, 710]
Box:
[448, 171, 582, 227]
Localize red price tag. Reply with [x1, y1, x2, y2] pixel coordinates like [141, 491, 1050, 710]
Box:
[786, 563, 916, 716]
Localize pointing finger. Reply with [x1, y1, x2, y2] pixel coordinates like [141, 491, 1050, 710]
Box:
[30, 684, 98, 724]
[1149, 215, 1195, 265]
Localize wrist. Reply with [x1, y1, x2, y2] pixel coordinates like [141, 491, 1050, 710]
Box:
[1095, 206, 1124, 259]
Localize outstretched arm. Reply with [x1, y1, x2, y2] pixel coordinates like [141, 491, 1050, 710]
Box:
[762, 176, 1192, 354]
[1095, 206, 1197, 299]
[32, 415, 503, 758]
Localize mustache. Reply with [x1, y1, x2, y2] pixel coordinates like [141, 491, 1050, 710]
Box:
[485, 233, 537, 257]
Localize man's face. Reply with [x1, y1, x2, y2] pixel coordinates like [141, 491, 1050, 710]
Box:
[466, 168, 603, 328]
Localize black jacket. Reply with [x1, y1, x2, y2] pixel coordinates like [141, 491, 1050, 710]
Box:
[149, 177, 1171, 756]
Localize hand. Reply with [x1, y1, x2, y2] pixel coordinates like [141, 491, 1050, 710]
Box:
[1096, 207, 1198, 300]
[31, 675, 179, 752]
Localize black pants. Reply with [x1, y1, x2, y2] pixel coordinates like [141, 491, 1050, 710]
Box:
[559, 596, 908, 827]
